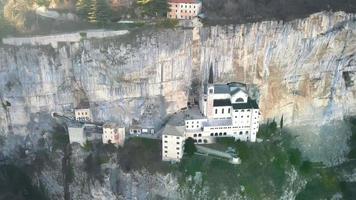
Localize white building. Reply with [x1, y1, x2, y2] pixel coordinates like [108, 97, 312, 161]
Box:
[162, 125, 185, 162]
[167, 0, 202, 20]
[195, 82, 260, 143]
[74, 101, 93, 122]
[102, 123, 125, 146]
[162, 68, 261, 162]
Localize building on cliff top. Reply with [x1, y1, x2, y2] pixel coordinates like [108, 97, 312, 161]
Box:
[167, 0, 202, 20]
[162, 67, 261, 162]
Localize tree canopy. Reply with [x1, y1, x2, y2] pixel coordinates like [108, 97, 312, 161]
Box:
[184, 137, 197, 156]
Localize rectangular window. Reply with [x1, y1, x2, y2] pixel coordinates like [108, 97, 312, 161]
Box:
[222, 108, 224, 114]
[215, 109, 218, 114]
[228, 108, 230, 113]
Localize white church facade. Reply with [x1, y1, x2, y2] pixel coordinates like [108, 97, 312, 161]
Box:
[162, 68, 261, 162]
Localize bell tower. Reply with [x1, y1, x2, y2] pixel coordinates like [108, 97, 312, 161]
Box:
[206, 65, 214, 118]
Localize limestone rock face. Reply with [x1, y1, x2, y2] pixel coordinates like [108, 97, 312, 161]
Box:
[199, 12, 356, 126]
[0, 12, 356, 136]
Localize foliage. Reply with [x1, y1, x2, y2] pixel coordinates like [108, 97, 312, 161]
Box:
[138, 0, 168, 17]
[76, 0, 112, 24]
[76, 0, 92, 20]
[51, 124, 69, 151]
[0, 15, 16, 39]
[36, 0, 51, 7]
[117, 138, 170, 173]
[296, 168, 340, 200]
[3, 0, 32, 30]
[184, 137, 197, 157]
[84, 153, 104, 182]
[156, 19, 178, 28]
[66, 163, 75, 183]
[82, 141, 93, 152]
[288, 148, 302, 167]
[347, 116, 356, 159]
[0, 164, 48, 200]
[280, 115, 284, 129]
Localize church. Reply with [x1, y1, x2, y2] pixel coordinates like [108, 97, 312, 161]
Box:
[162, 67, 261, 162]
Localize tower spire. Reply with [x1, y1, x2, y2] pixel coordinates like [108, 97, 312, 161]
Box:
[208, 65, 213, 84]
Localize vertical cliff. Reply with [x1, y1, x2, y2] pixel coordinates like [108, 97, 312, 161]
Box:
[0, 11, 355, 136]
[0, 29, 193, 136]
[199, 11, 356, 125]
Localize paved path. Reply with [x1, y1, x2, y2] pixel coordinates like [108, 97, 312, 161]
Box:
[196, 145, 241, 164]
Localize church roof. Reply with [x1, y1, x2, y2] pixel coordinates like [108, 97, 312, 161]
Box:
[213, 99, 231, 107]
[232, 98, 259, 109]
[214, 84, 230, 94]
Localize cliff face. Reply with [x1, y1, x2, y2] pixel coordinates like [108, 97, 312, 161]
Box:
[0, 12, 356, 136]
[199, 12, 356, 126]
[0, 29, 193, 135]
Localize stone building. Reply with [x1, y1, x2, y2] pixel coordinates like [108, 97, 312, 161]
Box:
[74, 101, 93, 122]
[102, 123, 126, 146]
[167, 0, 202, 20]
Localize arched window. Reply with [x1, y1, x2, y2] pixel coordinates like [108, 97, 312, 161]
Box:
[236, 98, 244, 102]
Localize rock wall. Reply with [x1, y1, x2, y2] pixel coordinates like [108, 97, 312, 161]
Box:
[199, 11, 356, 125]
[0, 11, 356, 136]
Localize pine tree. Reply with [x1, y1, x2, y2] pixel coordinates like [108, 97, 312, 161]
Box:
[76, 0, 91, 20]
[88, 0, 110, 24]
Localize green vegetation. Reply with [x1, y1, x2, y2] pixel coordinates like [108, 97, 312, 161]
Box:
[51, 124, 69, 151]
[3, 0, 32, 30]
[184, 137, 197, 157]
[83, 142, 115, 182]
[36, 0, 51, 7]
[347, 116, 356, 159]
[82, 141, 93, 152]
[156, 19, 179, 28]
[174, 121, 352, 199]
[0, 164, 48, 200]
[138, 0, 169, 18]
[117, 138, 170, 173]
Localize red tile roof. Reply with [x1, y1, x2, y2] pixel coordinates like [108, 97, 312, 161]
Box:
[168, 0, 199, 4]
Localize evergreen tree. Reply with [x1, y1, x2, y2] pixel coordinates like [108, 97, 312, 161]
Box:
[76, 0, 91, 20]
[280, 115, 284, 129]
[184, 137, 197, 157]
[88, 0, 111, 24]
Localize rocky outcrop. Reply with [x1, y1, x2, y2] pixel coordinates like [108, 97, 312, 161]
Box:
[0, 11, 355, 137]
